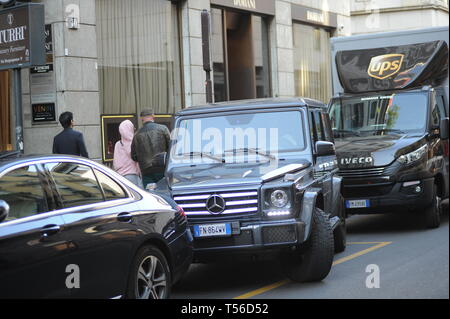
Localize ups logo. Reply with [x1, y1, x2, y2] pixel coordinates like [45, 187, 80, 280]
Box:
[368, 54, 404, 80]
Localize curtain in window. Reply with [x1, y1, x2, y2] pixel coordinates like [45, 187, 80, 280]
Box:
[96, 0, 183, 115]
[293, 23, 332, 103]
[0, 70, 11, 152]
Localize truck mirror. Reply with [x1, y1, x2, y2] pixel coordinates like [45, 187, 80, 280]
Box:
[0, 200, 10, 223]
[440, 118, 449, 140]
[316, 141, 336, 157]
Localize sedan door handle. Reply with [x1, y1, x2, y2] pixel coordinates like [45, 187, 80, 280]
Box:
[40, 224, 61, 239]
[117, 212, 133, 223]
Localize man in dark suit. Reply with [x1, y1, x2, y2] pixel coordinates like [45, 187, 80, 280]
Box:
[53, 112, 89, 158]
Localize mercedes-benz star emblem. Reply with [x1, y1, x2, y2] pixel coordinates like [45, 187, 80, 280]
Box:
[206, 195, 226, 214]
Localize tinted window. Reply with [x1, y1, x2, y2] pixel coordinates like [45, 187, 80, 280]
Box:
[45, 162, 104, 208]
[94, 169, 127, 201]
[0, 165, 48, 221]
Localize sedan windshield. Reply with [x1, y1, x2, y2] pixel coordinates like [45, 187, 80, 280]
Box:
[170, 110, 306, 164]
[329, 92, 428, 137]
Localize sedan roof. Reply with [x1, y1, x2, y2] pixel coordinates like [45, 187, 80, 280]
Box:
[0, 154, 95, 171]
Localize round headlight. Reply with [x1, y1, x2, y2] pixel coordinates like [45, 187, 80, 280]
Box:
[270, 189, 288, 208]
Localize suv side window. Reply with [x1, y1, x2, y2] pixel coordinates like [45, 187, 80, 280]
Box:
[45, 162, 104, 208]
[436, 94, 447, 119]
[310, 111, 326, 142]
[321, 112, 334, 142]
[94, 169, 127, 201]
[0, 165, 48, 221]
[431, 100, 441, 127]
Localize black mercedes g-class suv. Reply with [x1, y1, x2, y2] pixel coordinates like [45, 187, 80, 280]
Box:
[155, 98, 346, 282]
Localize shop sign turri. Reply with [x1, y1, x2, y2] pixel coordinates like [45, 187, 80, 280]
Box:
[0, 3, 45, 70]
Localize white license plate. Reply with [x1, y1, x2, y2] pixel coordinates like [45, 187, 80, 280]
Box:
[346, 199, 370, 209]
[193, 223, 232, 238]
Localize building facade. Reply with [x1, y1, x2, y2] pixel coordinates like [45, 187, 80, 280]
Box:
[350, 0, 449, 34]
[0, 0, 447, 161]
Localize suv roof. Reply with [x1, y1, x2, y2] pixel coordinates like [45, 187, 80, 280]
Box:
[176, 97, 326, 117]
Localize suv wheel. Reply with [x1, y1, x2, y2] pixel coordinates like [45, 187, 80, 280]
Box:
[425, 185, 441, 229]
[126, 245, 171, 299]
[333, 197, 347, 253]
[281, 208, 334, 282]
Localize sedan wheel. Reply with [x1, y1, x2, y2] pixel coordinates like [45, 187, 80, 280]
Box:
[127, 246, 171, 299]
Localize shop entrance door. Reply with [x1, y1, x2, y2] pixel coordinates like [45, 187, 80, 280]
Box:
[226, 11, 256, 100]
[0, 70, 11, 152]
[212, 8, 271, 102]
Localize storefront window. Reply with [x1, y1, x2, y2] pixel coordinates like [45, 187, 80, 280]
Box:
[96, 0, 183, 115]
[293, 23, 332, 103]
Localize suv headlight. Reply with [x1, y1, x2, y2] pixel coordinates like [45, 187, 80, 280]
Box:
[264, 188, 293, 217]
[270, 189, 289, 208]
[397, 144, 428, 165]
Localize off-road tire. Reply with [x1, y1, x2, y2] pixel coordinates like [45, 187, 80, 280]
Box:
[333, 196, 347, 253]
[125, 245, 171, 299]
[281, 208, 334, 282]
[425, 185, 441, 229]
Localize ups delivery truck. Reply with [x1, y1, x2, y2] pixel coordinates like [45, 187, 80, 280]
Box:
[328, 26, 449, 228]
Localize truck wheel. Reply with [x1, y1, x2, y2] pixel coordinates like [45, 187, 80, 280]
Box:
[125, 245, 171, 299]
[425, 185, 441, 229]
[333, 197, 347, 253]
[281, 208, 334, 282]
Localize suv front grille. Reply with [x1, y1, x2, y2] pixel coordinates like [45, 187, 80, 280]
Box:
[173, 190, 259, 219]
[339, 167, 386, 178]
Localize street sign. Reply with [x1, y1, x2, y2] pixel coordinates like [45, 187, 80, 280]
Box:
[0, 3, 45, 70]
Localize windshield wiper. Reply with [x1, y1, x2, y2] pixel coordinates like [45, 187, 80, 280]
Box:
[333, 129, 361, 137]
[223, 148, 276, 160]
[181, 152, 224, 163]
[362, 129, 406, 134]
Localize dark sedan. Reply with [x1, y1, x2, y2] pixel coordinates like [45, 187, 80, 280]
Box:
[0, 153, 193, 299]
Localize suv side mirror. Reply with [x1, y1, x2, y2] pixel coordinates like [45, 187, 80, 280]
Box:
[316, 141, 336, 157]
[440, 118, 449, 140]
[152, 152, 167, 168]
[0, 200, 10, 223]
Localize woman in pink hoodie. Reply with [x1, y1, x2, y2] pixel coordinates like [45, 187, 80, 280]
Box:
[113, 120, 143, 188]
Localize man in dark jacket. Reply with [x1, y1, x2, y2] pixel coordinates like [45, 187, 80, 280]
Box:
[53, 112, 89, 158]
[131, 108, 170, 187]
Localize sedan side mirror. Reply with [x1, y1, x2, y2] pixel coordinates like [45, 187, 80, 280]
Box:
[0, 200, 10, 223]
[316, 141, 336, 157]
[152, 152, 167, 168]
[440, 118, 449, 140]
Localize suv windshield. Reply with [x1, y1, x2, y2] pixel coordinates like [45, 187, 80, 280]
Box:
[329, 92, 428, 137]
[170, 110, 306, 164]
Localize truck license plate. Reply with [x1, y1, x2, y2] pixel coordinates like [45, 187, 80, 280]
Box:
[346, 199, 370, 209]
[193, 223, 232, 238]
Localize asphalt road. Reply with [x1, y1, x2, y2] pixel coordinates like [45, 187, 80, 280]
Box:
[172, 201, 449, 299]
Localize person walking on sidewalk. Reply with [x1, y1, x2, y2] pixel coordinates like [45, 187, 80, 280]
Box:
[113, 120, 143, 188]
[53, 111, 89, 158]
[131, 108, 170, 188]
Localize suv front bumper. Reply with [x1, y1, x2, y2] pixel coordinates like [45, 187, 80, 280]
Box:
[190, 219, 305, 254]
